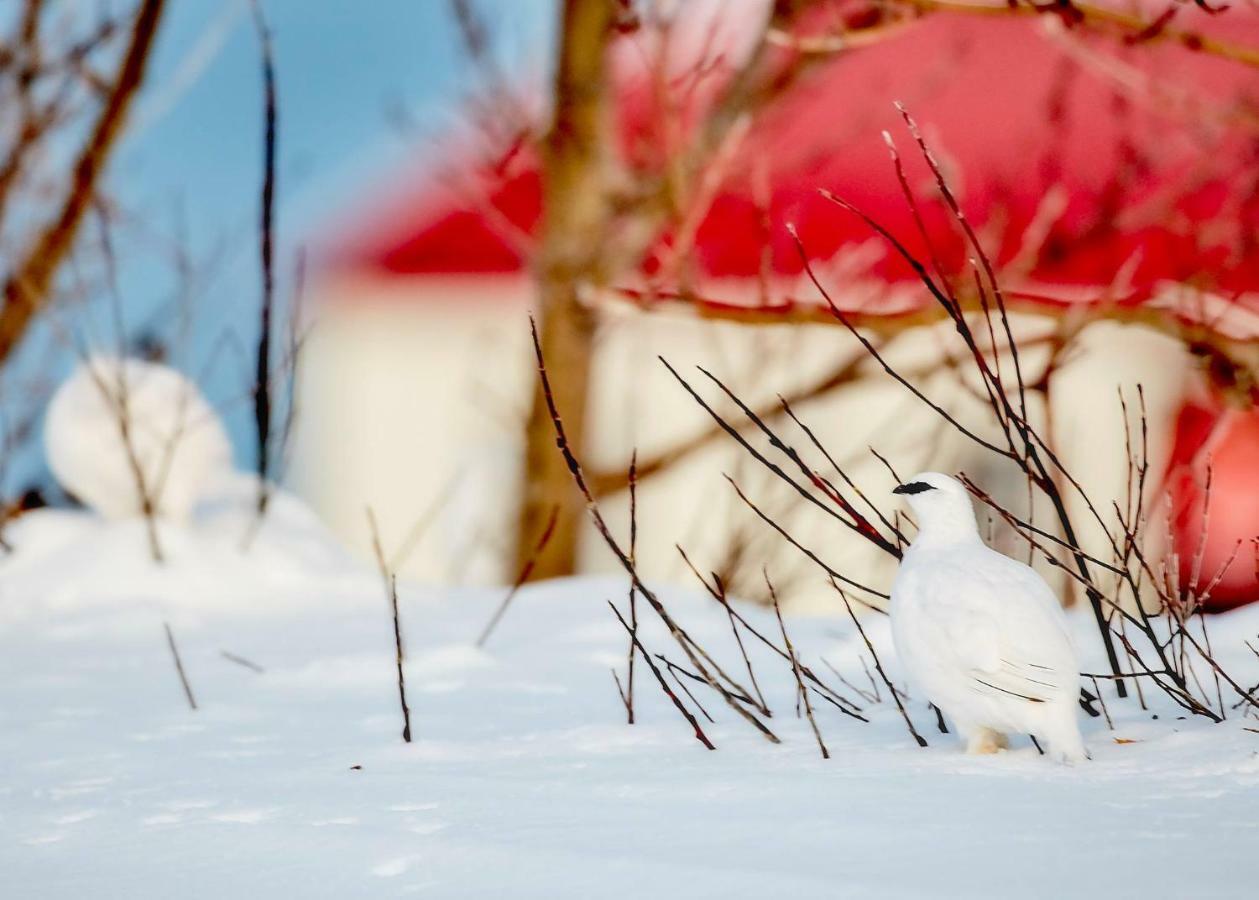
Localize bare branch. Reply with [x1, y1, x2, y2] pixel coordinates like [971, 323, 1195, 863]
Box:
[0, 0, 167, 362]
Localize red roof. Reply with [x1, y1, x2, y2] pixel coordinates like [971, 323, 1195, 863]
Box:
[328, 7, 1259, 303]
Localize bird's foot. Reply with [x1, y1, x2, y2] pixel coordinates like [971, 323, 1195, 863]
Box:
[964, 727, 1009, 755]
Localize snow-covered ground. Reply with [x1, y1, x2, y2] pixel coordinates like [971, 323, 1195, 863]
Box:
[3, 496, 1258, 898]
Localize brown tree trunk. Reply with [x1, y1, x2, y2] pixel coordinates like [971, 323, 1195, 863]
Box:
[516, 0, 615, 580]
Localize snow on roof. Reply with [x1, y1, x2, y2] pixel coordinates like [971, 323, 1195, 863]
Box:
[325, 8, 1259, 309]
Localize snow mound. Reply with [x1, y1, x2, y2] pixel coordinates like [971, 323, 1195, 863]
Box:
[0, 486, 362, 626]
[44, 356, 233, 522]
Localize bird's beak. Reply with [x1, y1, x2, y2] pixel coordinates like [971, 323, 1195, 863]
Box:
[892, 483, 911, 495]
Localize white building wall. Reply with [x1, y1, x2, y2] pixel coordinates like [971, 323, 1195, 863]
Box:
[292, 273, 1191, 612]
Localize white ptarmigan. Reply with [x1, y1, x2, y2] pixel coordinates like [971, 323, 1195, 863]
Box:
[889, 472, 1088, 763]
[44, 356, 234, 523]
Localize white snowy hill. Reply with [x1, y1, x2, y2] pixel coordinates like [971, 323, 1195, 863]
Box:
[2, 493, 1258, 898]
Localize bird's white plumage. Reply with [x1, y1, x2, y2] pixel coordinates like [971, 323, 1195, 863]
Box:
[890, 472, 1087, 763]
[44, 356, 233, 523]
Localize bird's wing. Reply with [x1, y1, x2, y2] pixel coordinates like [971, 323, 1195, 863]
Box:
[912, 548, 1079, 704]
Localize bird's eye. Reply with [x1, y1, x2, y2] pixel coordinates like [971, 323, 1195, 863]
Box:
[893, 481, 935, 495]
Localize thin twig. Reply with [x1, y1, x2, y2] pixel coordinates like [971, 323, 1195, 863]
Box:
[821, 657, 876, 705]
[679, 547, 864, 718]
[476, 504, 559, 648]
[657, 655, 717, 723]
[387, 573, 413, 743]
[220, 650, 264, 674]
[1090, 675, 1114, 731]
[366, 508, 413, 743]
[767, 569, 829, 759]
[710, 566, 769, 715]
[832, 580, 927, 747]
[608, 602, 715, 749]
[163, 621, 197, 711]
[623, 451, 639, 723]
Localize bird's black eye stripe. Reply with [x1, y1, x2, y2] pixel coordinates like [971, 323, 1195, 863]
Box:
[893, 481, 935, 495]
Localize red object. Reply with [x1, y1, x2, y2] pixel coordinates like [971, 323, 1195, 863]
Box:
[1169, 406, 1259, 611]
[327, 5, 1259, 308]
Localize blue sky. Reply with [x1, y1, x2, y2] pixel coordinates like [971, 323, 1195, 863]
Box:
[124, 0, 541, 256]
[9, 0, 554, 490]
